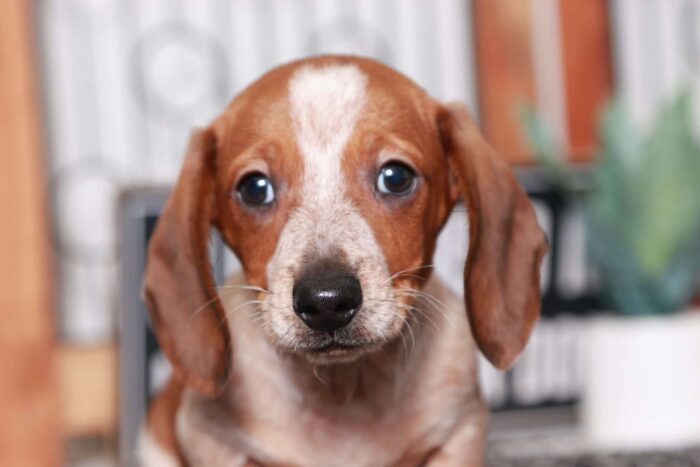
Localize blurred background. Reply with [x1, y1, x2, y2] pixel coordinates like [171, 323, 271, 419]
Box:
[2, 0, 700, 465]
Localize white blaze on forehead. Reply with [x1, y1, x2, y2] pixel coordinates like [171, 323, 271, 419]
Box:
[289, 64, 367, 201]
[262, 64, 397, 348]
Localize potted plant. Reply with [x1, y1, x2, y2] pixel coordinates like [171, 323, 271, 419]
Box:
[523, 92, 700, 450]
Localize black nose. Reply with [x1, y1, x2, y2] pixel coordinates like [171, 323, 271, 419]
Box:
[293, 269, 362, 333]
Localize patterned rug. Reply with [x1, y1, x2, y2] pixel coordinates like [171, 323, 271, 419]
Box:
[488, 446, 700, 466]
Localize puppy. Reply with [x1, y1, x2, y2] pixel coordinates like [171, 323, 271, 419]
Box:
[141, 55, 547, 467]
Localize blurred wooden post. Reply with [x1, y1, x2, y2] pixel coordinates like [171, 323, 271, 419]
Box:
[473, 0, 537, 164]
[559, 0, 613, 162]
[0, 1, 62, 466]
[472, 0, 612, 164]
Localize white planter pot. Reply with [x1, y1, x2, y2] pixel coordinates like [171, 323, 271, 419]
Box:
[581, 309, 700, 451]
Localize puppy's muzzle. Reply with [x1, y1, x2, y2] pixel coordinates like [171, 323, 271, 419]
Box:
[292, 263, 362, 333]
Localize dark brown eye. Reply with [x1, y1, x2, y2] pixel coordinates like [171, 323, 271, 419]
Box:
[377, 162, 416, 195]
[236, 172, 274, 206]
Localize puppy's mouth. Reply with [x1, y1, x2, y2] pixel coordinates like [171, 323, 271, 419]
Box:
[299, 337, 383, 364]
[309, 342, 359, 353]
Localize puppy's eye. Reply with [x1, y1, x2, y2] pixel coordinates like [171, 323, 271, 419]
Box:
[236, 172, 274, 206]
[377, 162, 416, 195]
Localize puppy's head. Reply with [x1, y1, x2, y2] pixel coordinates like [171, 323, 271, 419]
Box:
[144, 56, 548, 396]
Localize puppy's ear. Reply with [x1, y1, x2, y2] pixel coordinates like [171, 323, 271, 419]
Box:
[144, 128, 231, 396]
[438, 102, 548, 370]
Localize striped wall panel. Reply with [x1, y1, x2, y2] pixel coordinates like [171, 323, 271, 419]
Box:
[611, 0, 700, 132]
[37, 0, 478, 342]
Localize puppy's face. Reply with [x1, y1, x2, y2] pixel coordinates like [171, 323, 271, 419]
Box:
[144, 55, 546, 395]
[215, 60, 454, 363]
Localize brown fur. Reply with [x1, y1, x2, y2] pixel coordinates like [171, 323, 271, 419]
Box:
[146, 377, 186, 464]
[142, 55, 547, 466]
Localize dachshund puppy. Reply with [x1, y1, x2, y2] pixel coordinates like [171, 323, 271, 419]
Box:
[140, 55, 547, 467]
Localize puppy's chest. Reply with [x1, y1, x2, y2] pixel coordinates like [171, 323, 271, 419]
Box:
[177, 378, 468, 467]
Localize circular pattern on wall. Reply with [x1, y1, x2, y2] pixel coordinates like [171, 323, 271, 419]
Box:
[306, 18, 392, 64]
[130, 22, 229, 126]
[50, 156, 125, 266]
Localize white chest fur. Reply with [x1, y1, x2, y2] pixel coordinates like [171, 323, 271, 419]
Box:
[174, 275, 481, 467]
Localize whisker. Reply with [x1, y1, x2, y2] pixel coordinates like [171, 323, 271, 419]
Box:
[391, 299, 442, 334]
[363, 296, 441, 334]
[189, 287, 242, 323]
[408, 305, 443, 333]
[402, 314, 416, 354]
[393, 314, 410, 360]
[221, 299, 266, 324]
[391, 288, 457, 328]
[312, 365, 329, 386]
[355, 296, 419, 360]
[202, 284, 272, 294]
[382, 264, 435, 285]
[394, 288, 451, 312]
[386, 273, 426, 283]
[395, 292, 451, 318]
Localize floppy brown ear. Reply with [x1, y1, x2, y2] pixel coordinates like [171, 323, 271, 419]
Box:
[143, 128, 231, 396]
[438, 102, 548, 370]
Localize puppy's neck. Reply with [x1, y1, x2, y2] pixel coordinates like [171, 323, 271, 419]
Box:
[280, 328, 419, 407]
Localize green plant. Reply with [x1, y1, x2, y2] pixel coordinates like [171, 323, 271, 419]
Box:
[522, 92, 700, 315]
